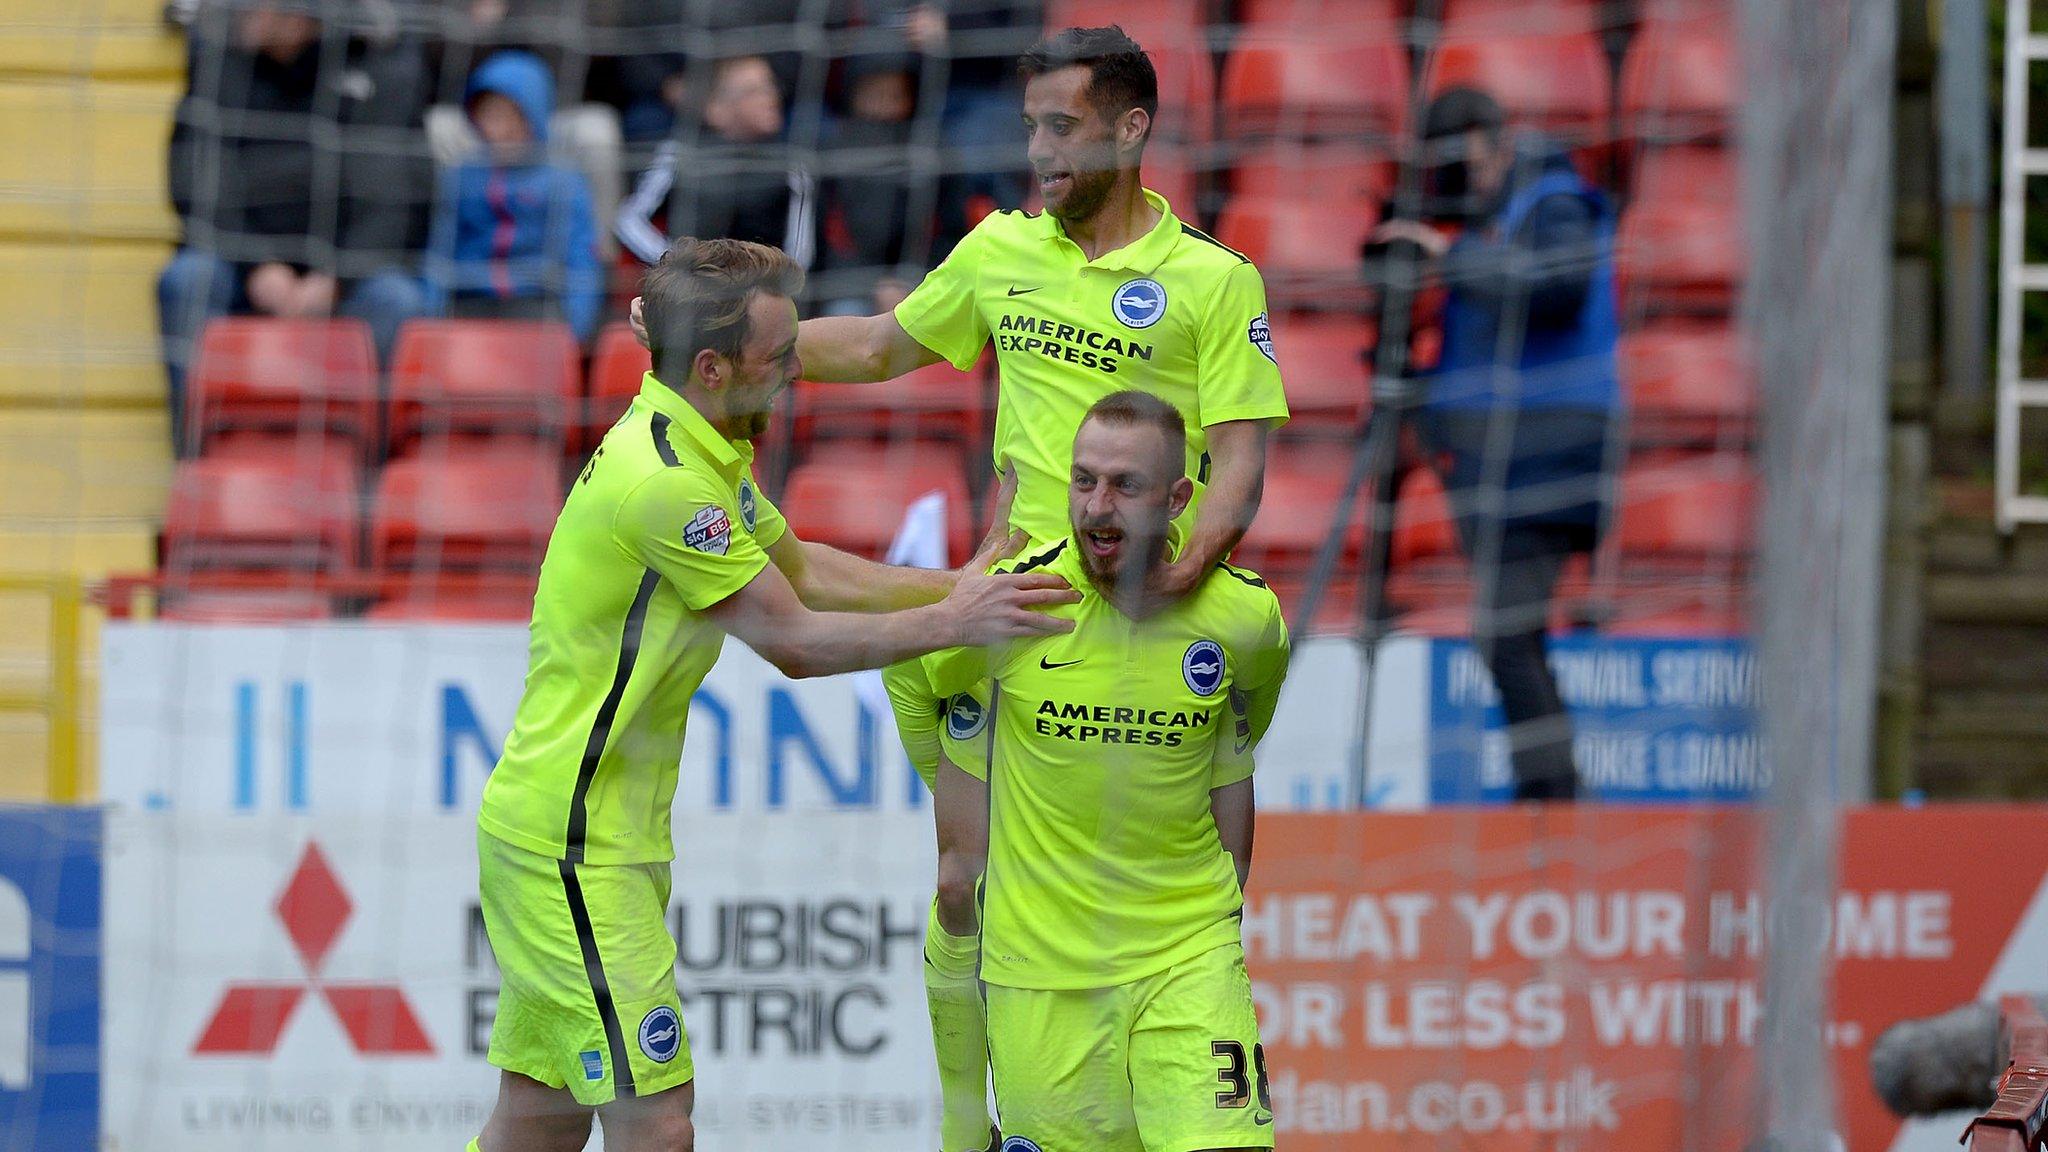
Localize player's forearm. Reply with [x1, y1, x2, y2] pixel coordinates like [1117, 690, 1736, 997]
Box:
[757, 603, 969, 680]
[794, 541, 958, 612]
[1183, 429, 1268, 572]
[1211, 777, 1256, 889]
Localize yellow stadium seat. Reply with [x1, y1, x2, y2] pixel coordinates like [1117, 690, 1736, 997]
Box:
[0, 240, 170, 403]
[0, 407, 172, 525]
[0, 78, 179, 241]
[0, 0, 185, 79]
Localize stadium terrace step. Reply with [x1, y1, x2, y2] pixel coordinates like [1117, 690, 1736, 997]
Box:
[0, 407, 172, 525]
[0, 79, 178, 241]
[0, 240, 171, 404]
[0, 0, 186, 79]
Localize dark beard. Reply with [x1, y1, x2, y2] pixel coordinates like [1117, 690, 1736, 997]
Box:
[1048, 166, 1117, 222]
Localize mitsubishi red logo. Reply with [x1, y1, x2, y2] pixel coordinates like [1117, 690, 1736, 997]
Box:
[193, 842, 434, 1055]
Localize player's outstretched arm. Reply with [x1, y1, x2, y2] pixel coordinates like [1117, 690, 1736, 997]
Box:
[768, 464, 1026, 613]
[1210, 777, 1255, 891]
[1155, 418, 1273, 599]
[704, 551, 1075, 680]
[769, 533, 958, 612]
[628, 298, 942, 383]
[796, 313, 946, 382]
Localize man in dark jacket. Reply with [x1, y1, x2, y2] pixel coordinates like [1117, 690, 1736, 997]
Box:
[423, 50, 602, 343]
[615, 54, 817, 274]
[1373, 86, 1623, 802]
[158, 0, 433, 454]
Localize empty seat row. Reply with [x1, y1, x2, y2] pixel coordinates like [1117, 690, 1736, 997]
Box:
[1048, 0, 1738, 145]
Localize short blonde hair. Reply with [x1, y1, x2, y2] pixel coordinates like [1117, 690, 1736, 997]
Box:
[641, 237, 804, 380]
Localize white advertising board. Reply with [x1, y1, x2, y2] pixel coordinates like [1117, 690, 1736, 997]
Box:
[99, 624, 1420, 817]
[103, 809, 941, 1152]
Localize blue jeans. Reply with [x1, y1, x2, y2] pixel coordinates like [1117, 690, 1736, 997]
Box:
[157, 249, 430, 455]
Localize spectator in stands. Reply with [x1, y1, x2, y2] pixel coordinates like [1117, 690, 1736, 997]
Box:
[1371, 86, 1622, 802]
[819, 52, 921, 314]
[617, 54, 818, 275]
[873, 0, 1042, 254]
[422, 50, 603, 344]
[159, 0, 433, 456]
[590, 0, 851, 144]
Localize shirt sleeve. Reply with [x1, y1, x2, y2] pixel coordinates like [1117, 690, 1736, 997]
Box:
[936, 681, 994, 783]
[1211, 595, 1292, 787]
[886, 652, 995, 785]
[893, 220, 991, 370]
[1195, 260, 1292, 428]
[883, 658, 944, 783]
[613, 467, 771, 612]
[748, 467, 788, 550]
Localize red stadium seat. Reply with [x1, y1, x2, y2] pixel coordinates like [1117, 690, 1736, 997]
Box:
[188, 318, 378, 454]
[370, 441, 563, 573]
[1141, 143, 1200, 216]
[1268, 315, 1372, 435]
[163, 439, 362, 574]
[1045, 1, 1215, 141]
[158, 591, 338, 623]
[1613, 456, 1755, 569]
[1605, 588, 1750, 636]
[793, 356, 988, 449]
[1428, 30, 1612, 144]
[1632, 143, 1735, 206]
[1234, 456, 1366, 578]
[1221, 28, 1409, 141]
[586, 321, 654, 440]
[1214, 194, 1377, 296]
[1236, 0, 1401, 24]
[366, 588, 537, 622]
[1230, 142, 1393, 205]
[781, 444, 975, 563]
[1439, 0, 1610, 34]
[1391, 466, 1460, 567]
[1617, 192, 1741, 316]
[387, 320, 581, 452]
[1617, 321, 1754, 445]
[1621, 19, 1737, 142]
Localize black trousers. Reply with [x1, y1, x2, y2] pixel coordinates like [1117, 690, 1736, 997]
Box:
[1423, 408, 1613, 802]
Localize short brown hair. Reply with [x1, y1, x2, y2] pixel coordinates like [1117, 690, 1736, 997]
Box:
[1018, 26, 1159, 143]
[1081, 390, 1185, 474]
[640, 237, 804, 382]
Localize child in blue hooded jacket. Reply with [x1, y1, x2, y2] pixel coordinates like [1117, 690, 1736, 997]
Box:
[425, 50, 603, 344]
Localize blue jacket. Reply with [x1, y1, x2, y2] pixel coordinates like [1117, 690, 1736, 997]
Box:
[425, 51, 603, 343]
[1426, 141, 1621, 414]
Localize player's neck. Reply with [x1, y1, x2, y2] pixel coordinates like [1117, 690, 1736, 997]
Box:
[677, 381, 747, 443]
[1061, 172, 1158, 262]
[1084, 548, 1174, 619]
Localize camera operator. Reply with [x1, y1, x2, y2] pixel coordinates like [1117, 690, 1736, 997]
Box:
[1372, 86, 1623, 802]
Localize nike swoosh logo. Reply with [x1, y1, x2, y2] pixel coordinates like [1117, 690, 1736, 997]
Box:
[1255, 1114, 1274, 1126]
[1006, 285, 1040, 296]
[1039, 656, 1083, 670]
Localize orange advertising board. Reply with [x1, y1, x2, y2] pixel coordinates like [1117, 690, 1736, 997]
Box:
[1246, 806, 2048, 1151]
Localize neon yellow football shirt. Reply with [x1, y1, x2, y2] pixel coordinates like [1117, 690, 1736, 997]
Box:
[894, 188, 1291, 545]
[884, 537, 1291, 990]
[479, 374, 786, 865]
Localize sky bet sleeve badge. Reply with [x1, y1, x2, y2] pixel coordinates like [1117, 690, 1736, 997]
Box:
[1248, 311, 1276, 364]
[684, 506, 732, 555]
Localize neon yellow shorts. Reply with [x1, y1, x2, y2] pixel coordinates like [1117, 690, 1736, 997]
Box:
[477, 828, 693, 1106]
[986, 940, 1274, 1152]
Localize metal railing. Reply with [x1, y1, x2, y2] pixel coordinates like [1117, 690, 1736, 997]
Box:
[0, 575, 82, 802]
